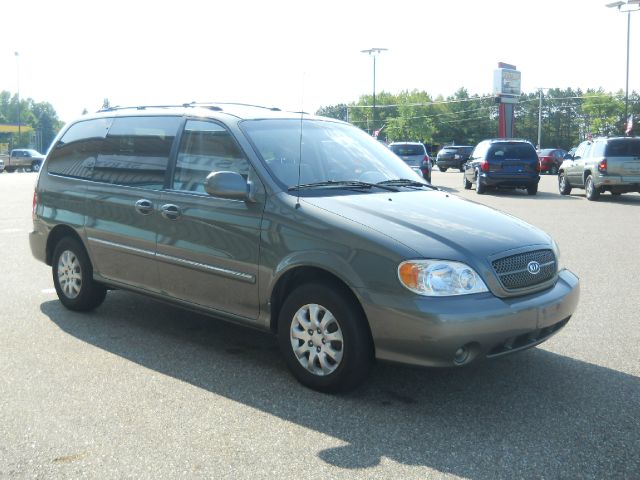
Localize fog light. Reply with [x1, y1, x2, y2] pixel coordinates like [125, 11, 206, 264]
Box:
[454, 346, 469, 364]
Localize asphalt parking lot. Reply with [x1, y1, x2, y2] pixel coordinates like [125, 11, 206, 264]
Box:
[1, 170, 638, 479]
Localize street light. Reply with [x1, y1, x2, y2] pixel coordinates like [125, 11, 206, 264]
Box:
[606, 0, 640, 127]
[360, 48, 387, 134]
[536, 87, 554, 149]
[15, 51, 20, 143]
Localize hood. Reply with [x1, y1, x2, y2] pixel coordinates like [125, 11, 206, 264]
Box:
[302, 189, 551, 263]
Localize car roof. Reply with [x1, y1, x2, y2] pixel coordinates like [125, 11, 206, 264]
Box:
[389, 141, 423, 145]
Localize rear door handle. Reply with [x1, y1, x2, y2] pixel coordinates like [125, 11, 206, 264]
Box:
[135, 199, 153, 215]
[160, 204, 181, 220]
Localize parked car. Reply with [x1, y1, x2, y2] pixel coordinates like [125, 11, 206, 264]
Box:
[30, 104, 579, 392]
[463, 139, 541, 195]
[0, 157, 4, 173]
[538, 148, 567, 174]
[558, 136, 640, 200]
[436, 145, 473, 172]
[389, 142, 431, 182]
[3, 148, 45, 172]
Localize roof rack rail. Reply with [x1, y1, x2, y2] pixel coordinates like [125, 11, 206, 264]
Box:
[96, 103, 202, 113]
[96, 102, 281, 114]
[187, 101, 281, 112]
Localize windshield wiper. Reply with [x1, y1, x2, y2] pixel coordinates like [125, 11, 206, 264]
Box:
[288, 180, 398, 192]
[377, 179, 438, 189]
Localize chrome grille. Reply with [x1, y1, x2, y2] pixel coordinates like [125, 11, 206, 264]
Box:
[492, 249, 556, 290]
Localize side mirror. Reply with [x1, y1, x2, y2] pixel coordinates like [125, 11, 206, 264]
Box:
[204, 171, 254, 202]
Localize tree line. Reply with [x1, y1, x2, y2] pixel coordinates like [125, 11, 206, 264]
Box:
[0, 91, 64, 153]
[316, 87, 639, 153]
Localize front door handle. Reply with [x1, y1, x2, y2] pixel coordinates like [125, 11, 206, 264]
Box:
[160, 204, 181, 220]
[135, 199, 153, 215]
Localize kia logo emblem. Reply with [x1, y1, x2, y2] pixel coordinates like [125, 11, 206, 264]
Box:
[527, 261, 541, 275]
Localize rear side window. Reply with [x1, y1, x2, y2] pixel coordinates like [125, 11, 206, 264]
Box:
[172, 120, 249, 193]
[605, 139, 640, 157]
[92, 116, 181, 189]
[47, 118, 112, 179]
[390, 144, 425, 156]
[488, 143, 537, 161]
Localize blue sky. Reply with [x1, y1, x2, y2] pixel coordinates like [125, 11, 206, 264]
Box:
[2, 0, 638, 123]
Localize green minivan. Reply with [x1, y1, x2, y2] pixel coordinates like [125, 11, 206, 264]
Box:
[30, 104, 580, 392]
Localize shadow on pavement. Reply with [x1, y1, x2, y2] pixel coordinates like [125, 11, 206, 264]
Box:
[41, 293, 639, 478]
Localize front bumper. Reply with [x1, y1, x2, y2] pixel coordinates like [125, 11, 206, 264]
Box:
[358, 268, 579, 367]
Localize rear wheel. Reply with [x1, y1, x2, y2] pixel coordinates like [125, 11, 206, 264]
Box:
[52, 237, 107, 311]
[527, 183, 538, 195]
[277, 282, 373, 393]
[438, 166, 447, 172]
[558, 173, 572, 195]
[585, 175, 600, 201]
[31, 161, 41, 172]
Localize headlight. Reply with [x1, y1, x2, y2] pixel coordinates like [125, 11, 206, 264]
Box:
[398, 260, 488, 296]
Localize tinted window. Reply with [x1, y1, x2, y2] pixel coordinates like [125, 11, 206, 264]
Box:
[488, 143, 537, 161]
[47, 118, 112, 179]
[172, 120, 249, 193]
[605, 139, 640, 157]
[92, 116, 181, 189]
[390, 144, 425, 156]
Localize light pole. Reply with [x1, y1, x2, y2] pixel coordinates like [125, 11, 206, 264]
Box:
[606, 0, 640, 126]
[360, 48, 387, 135]
[536, 87, 554, 149]
[15, 51, 20, 144]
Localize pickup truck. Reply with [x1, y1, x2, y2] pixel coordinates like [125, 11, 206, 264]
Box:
[0, 149, 45, 173]
[558, 137, 640, 200]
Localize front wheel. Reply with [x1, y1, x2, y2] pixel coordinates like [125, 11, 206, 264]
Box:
[463, 173, 472, 190]
[475, 171, 486, 194]
[585, 175, 600, 201]
[52, 237, 107, 311]
[277, 282, 373, 393]
[558, 173, 572, 195]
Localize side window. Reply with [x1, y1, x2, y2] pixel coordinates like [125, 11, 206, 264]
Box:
[92, 116, 181, 189]
[46, 118, 112, 179]
[591, 142, 606, 157]
[172, 120, 249, 193]
[574, 142, 588, 159]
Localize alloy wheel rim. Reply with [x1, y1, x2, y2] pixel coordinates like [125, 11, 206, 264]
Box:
[57, 250, 82, 299]
[290, 303, 344, 376]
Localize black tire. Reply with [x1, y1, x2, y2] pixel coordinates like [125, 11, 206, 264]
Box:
[31, 161, 41, 172]
[527, 183, 538, 195]
[5, 167, 15, 173]
[52, 237, 107, 311]
[585, 175, 600, 201]
[558, 173, 572, 195]
[438, 166, 447, 172]
[475, 171, 486, 194]
[277, 282, 373, 393]
[463, 173, 472, 190]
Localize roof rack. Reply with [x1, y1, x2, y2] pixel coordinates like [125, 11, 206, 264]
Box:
[97, 102, 281, 114]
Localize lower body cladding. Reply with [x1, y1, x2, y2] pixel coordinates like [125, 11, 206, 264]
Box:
[359, 269, 580, 368]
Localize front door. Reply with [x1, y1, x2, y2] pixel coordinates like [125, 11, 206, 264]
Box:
[155, 119, 265, 320]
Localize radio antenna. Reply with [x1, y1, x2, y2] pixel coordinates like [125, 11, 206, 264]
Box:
[295, 72, 305, 209]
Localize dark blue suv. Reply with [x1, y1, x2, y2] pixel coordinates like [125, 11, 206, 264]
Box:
[463, 139, 540, 195]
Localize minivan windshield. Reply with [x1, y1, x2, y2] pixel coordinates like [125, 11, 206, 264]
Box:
[242, 119, 423, 189]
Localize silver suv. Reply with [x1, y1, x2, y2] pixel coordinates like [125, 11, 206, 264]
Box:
[29, 103, 579, 392]
[559, 137, 640, 200]
[389, 142, 432, 182]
